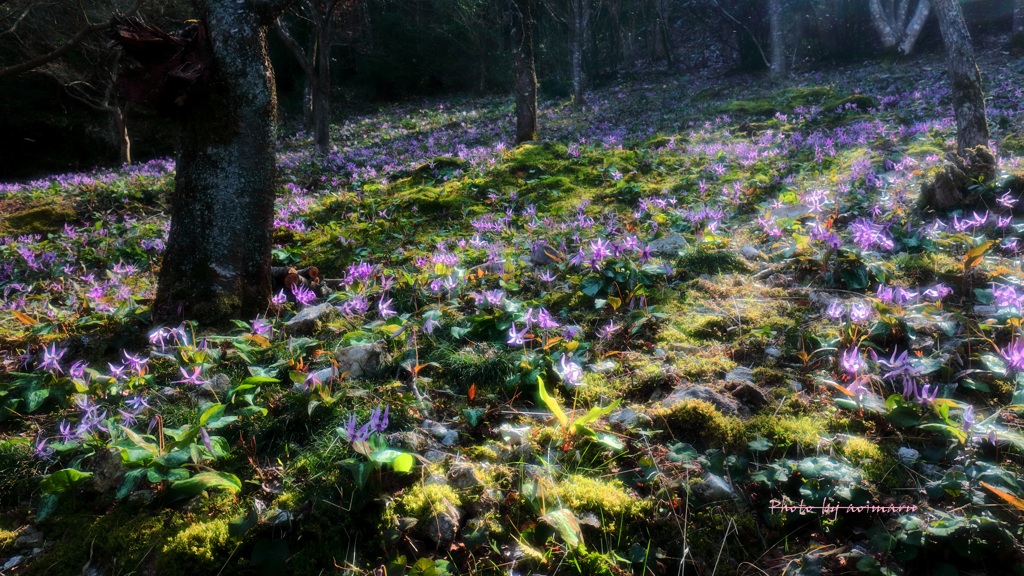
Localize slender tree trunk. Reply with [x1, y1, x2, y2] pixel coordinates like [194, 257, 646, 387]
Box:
[512, 0, 537, 144]
[932, 0, 989, 155]
[899, 0, 930, 55]
[768, 0, 785, 77]
[152, 0, 289, 322]
[569, 0, 586, 105]
[114, 105, 131, 164]
[1015, 0, 1024, 35]
[303, 30, 316, 128]
[312, 4, 333, 156]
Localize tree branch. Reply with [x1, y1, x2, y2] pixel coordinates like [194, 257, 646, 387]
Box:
[274, 16, 312, 77]
[0, 20, 106, 79]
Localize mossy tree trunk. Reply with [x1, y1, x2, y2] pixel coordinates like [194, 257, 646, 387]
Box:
[154, 0, 294, 322]
[932, 0, 989, 155]
[512, 0, 537, 144]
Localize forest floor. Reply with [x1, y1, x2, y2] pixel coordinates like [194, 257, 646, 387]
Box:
[2, 43, 1024, 576]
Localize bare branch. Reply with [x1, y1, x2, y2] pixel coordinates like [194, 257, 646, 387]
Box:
[274, 16, 313, 77]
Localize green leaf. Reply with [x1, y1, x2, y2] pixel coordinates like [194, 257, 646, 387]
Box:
[462, 407, 486, 427]
[169, 471, 242, 499]
[541, 508, 584, 549]
[748, 437, 772, 452]
[40, 468, 93, 494]
[392, 452, 415, 473]
[229, 507, 260, 537]
[36, 493, 59, 521]
[573, 399, 621, 431]
[369, 448, 403, 464]
[965, 240, 993, 270]
[667, 442, 697, 463]
[537, 376, 568, 428]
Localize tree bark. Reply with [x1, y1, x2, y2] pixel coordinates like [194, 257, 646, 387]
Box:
[147, 0, 292, 322]
[768, 0, 785, 77]
[512, 0, 537, 144]
[932, 0, 989, 155]
[868, 0, 930, 55]
[569, 0, 587, 105]
[899, 0, 930, 55]
[1015, 0, 1024, 35]
[311, 1, 333, 157]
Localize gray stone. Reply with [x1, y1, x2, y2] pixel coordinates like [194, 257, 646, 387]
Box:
[449, 462, 484, 489]
[13, 526, 43, 548]
[662, 384, 741, 415]
[424, 503, 463, 547]
[740, 245, 762, 260]
[424, 450, 447, 462]
[497, 423, 532, 446]
[765, 347, 782, 358]
[773, 203, 809, 219]
[209, 373, 231, 395]
[334, 342, 384, 378]
[609, 408, 639, 429]
[724, 366, 755, 385]
[83, 448, 124, 495]
[529, 240, 564, 266]
[730, 382, 769, 408]
[590, 360, 618, 373]
[789, 380, 804, 393]
[648, 233, 689, 257]
[3, 556, 25, 571]
[693, 473, 734, 502]
[283, 303, 336, 336]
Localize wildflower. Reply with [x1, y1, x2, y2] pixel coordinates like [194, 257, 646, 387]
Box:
[291, 283, 316, 306]
[39, 343, 66, 375]
[849, 301, 873, 323]
[423, 316, 440, 335]
[913, 382, 939, 406]
[367, 405, 389, 433]
[536, 308, 559, 330]
[825, 300, 845, 320]
[119, 409, 139, 427]
[122, 351, 148, 375]
[125, 396, 150, 412]
[174, 366, 208, 386]
[507, 322, 528, 346]
[272, 290, 288, 306]
[840, 347, 865, 375]
[107, 363, 127, 381]
[1000, 340, 1024, 373]
[252, 316, 272, 339]
[200, 427, 213, 453]
[558, 355, 584, 388]
[597, 320, 619, 340]
[57, 420, 76, 443]
[846, 375, 871, 401]
[33, 437, 52, 460]
[378, 295, 396, 319]
[922, 284, 952, 301]
[69, 360, 90, 381]
[962, 404, 975, 433]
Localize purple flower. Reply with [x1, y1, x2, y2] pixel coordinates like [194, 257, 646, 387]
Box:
[119, 409, 139, 427]
[70, 360, 90, 381]
[272, 290, 288, 306]
[252, 316, 272, 338]
[33, 437, 52, 460]
[291, 283, 316, 306]
[39, 343, 66, 375]
[848, 217, 894, 251]
[174, 366, 208, 386]
[378, 295, 396, 319]
[507, 322, 529, 346]
[122, 351, 148, 375]
[597, 320, 619, 340]
[962, 404, 975, 433]
[536, 308, 559, 330]
[1001, 340, 1024, 373]
[913, 382, 939, 406]
[58, 420, 76, 443]
[849, 301, 873, 323]
[825, 300, 845, 320]
[840, 347, 865, 375]
[423, 316, 440, 335]
[922, 284, 952, 301]
[558, 355, 584, 388]
[125, 396, 150, 412]
[107, 363, 127, 381]
[200, 427, 213, 453]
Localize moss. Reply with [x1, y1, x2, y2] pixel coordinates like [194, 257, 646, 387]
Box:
[552, 474, 649, 520]
[669, 352, 735, 381]
[752, 366, 789, 388]
[0, 526, 16, 553]
[677, 249, 749, 278]
[398, 483, 462, 518]
[23, 509, 171, 576]
[749, 414, 826, 452]
[840, 436, 889, 481]
[1, 200, 77, 236]
[159, 518, 231, 568]
[651, 399, 742, 448]
[1002, 133, 1024, 155]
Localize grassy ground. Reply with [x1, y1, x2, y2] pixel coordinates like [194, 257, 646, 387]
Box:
[2, 45, 1024, 575]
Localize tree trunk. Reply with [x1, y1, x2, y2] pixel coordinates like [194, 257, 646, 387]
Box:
[1015, 0, 1024, 35]
[932, 0, 989, 155]
[768, 0, 785, 77]
[899, 0, 930, 55]
[312, 3, 333, 156]
[152, 0, 289, 322]
[512, 0, 537, 144]
[114, 105, 131, 165]
[569, 0, 586, 105]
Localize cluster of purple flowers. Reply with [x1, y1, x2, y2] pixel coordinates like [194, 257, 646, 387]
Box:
[848, 217, 894, 252]
[343, 404, 390, 443]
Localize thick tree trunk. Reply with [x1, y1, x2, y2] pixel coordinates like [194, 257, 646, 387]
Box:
[512, 0, 537, 144]
[768, 0, 785, 77]
[933, 0, 989, 155]
[153, 0, 287, 322]
[899, 0, 930, 55]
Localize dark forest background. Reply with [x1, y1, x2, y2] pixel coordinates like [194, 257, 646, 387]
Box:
[0, 0, 1017, 181]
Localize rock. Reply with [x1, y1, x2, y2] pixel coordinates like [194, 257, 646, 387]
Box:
[208, 373, 231, 395]
[283, 303, 336, 336]
[424, 450, 447, 462]
[765, 347, 782, 358]
[334, 342, 385, 378]
[789, 380, 804, 393]
[529, 240, 564, 266]
[449, 462, 484, 489]
[3, 556, 25, 571]
[424, 502, 463, 547]
[773, 203, 809, 219]
[14, 526, 43, 548]
[693, 473, 734, 502]
[724, 366, 755, 385]
[399, 431, 428, 452]
[590, 360, 618, 373]
[648, 233, 689, 257]
[730, 382, 769, 409]
[662, 384, 741, 415]
[897, 447, 920, 465]
[83, 448, 124, 495]
[740, 245, 762, 260]
[609, 407, 639, 429]
[497, 423, 532, 446]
